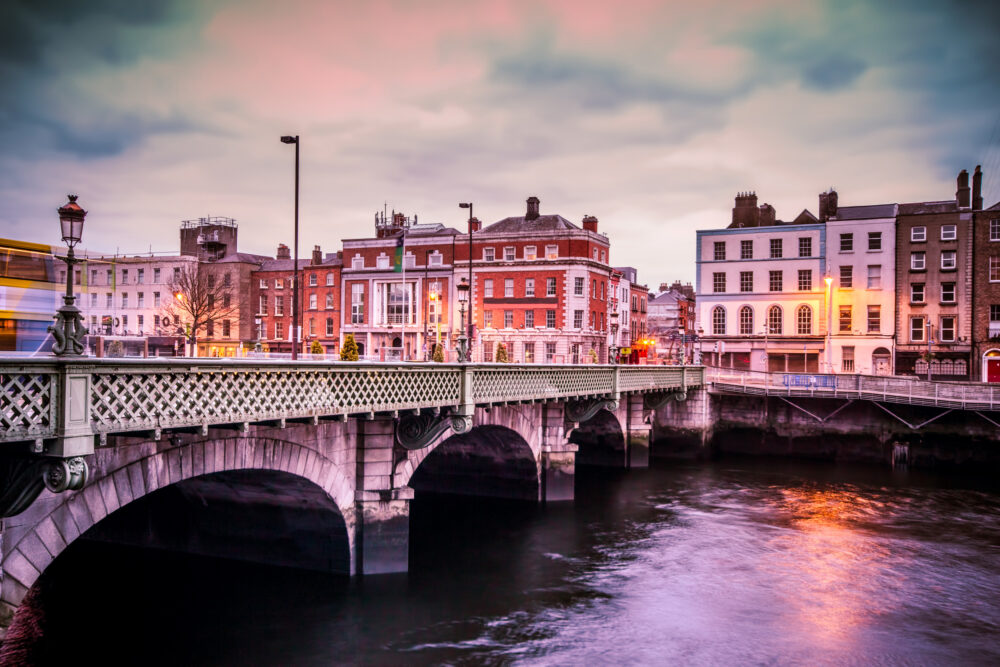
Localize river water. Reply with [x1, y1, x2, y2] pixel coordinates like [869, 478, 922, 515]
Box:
[17, 459, 1000, 665]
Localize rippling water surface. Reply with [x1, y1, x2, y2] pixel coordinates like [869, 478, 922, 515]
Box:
[23, 459, 1000, 665]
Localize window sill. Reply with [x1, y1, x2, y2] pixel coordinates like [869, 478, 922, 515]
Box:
[940, 267, 957, 272]
[908, 302, 926, 306]
[866, 249, 882, 253]
[909, 268, 926, 273]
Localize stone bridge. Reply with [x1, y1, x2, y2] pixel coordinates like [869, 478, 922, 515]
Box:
[0, 359, 702, 638]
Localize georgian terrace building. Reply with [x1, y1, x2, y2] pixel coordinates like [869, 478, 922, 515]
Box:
[697, 192, 828, 372]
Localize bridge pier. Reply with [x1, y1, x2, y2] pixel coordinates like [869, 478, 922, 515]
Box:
[624, 394, 652, 468]
[353, 417, 411, 575]
[540, 403, 576, 502]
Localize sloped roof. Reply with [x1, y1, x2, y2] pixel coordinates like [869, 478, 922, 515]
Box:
[788, 209, 819, 225]
[256, 258, 312, 271]
[898, 200, 958, 215]
[831, 204, 897, 220]
[481, 214, 579, 234]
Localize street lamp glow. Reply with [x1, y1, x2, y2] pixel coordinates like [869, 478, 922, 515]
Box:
[824, 276, 833, 286]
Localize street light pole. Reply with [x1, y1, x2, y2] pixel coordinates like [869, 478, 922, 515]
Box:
[51, 195, 89, 356]
[824, 275, 833, 373]
[457, 277, 470, 362]
[459, 202, 473, 361]
[281, 135, 300, 360]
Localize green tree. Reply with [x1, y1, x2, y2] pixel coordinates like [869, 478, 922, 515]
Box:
[310, 339, 324, 355]
[496, 342, 508, 363]
[432, 343, 444, 363]
[341, 333, 359, 361]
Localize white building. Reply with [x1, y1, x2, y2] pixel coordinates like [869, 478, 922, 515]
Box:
[824, 202, 898, 375]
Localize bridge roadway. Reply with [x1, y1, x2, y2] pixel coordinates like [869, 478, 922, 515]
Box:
[0, 358, 701, 638]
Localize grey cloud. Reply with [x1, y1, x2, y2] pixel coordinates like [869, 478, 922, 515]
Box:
[801, 55, 867, 91]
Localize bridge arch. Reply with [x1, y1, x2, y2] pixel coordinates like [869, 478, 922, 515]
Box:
[570, 408, 627, 467]
[1, 436, 356, 620]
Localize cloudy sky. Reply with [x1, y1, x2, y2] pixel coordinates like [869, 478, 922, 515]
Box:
[2, 0, 999, 286]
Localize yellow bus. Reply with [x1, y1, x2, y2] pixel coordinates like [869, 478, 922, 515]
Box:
[0, 238, 60, 352]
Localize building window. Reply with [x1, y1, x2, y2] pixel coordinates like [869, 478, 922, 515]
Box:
[867, 305, 881, 333]
[546, 342, 557, 363]
[275, 278, 284, 289]
[153, 268, 160, 283]
[799, 237, 812, 257]
[796, 305, 812, 334]
[376, 255, 390, 270]
[574, 310, 583, 329]
[941, 225, 957, 241]
[867, 265, 881, 289]
[546, 310, 556, 328]
[712, 306, 726, 335]
[770, 239, 782, 259]
[121, 269, 129, 285]
[941, 282, 955, 303]
[740, 240, 753, 259]
[739, 306, 753, 335]
[259, 279, 268, 289]
[309, 294, 317, 309]
[842, 346, 855, 372]
[991, 257, 1000, 282]
[525, 246, 537, 260]
[910, 317, 925, 342]
[326, 318, 334, 336]
[714, 242, 726, 261]
[351, 284, 364, 323]
[991, 304, 1000, 323]
[840, 233, 853, 252]
[206, 320, 214, 337]
[574, 277, 584, 296]
[911, 226, 926, 242]
[483, 279, 494, 298]
[769, 270, 783, 292]
[525, 343, 535, 363]
[798, 270, 812, 291]
[740, 271, 753, 292]
[505, 278, 514, 298]
[592, 279, 597, 298]
[106, 293, 112, 307]
[275, 322, 283, 339]
[429, 253, 442, 267]
[868, 232, 882, 251]
[600, 250, 606, 263]
[307, 273, 316, 287]
[600, 282, 605, 300]
[326, 294, 334, 309]
[137, 293, 145, 309]
[941, 251, 956, 270]
[504, 247, 515, 261]
[839, 265, 853, 288]
[767, 305, 782, 335]
[911, 283, 925, 303]
[122, 293, 128, 309]
[546, 245, 558, 259]
[504, 310, 514, 328]
[546, 278, 557, 297]
[525, 279, 535, 297]
[484, 311, 493, 328]
[940, 316, 956, 342]
[525, 310, 535, 328]
[911, 252, 926, 270]
[90, 293, 97, 308]
[222, 320, 231, 338]
[173, 267, 181, 282]
[839, 305, 852, 332]
[274, 295, 285, 316]
[352, 256, 364, 269]
[484, 248, 495, 261]
[326, 272, 334, 286]
[992, 220, 1000, 241]
[258, 295, 268, 315]
[713, 272, 726, 293]
[136, 268, 144, 284]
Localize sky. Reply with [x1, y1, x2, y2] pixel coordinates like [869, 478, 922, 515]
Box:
[2, 0, 999, 288]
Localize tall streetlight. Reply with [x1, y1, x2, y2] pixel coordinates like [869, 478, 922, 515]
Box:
[280, 135, 300, 360]
[456, 277, 470, 362]
[824, 275, 833, 373]
[50, 195, 89, 356]
[610, 311, 619, 363]
[459, 202, 474, 361]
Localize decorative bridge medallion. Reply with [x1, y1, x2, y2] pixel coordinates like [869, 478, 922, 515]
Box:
[565, 398, 618, 423]
[396, 412, 473, 450]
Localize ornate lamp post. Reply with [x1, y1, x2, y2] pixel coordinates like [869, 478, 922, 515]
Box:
[694, 327, 704, 365]
[824, 274, 833, 373]
[254, 316, 263, 353]
[610, 311, 619, 363]
[50, 195, 89, 356]
[457, 277, 470, 362]
[459, 202, 474, 360]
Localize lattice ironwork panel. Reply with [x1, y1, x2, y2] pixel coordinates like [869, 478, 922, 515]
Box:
[618, 367, 686, 392]
[89, 365, 462, 434]
[472, 366, 615, 404]
[0, 368, 57, 442]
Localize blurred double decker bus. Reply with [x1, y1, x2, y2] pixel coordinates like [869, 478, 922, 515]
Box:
[0, 238, 60, 353]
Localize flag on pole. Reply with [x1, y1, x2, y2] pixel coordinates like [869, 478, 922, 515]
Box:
[393, 234, 403, 272]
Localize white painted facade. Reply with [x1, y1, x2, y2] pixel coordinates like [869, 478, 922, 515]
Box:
[824, 206, 898, 375]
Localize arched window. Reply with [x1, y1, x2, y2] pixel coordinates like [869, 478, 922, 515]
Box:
[739, 306, 754, 335]
[712, 306, 726, 335]
[796, 305, 812, 334]
[767, 305, 782, 335]
[309, 273, 317, 287]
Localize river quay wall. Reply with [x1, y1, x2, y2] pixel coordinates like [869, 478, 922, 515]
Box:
[653, 389, 1000, 469]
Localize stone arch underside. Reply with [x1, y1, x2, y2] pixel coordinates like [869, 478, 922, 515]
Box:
[570, 408, 626, 467]
[1, 435, 356, 620]
[407, 415, 542, 501]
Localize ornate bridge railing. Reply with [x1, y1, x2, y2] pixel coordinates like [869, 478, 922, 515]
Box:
[1, 359, 703, 448]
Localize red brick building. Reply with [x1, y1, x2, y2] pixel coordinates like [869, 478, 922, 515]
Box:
[968, 166, 1000, 380]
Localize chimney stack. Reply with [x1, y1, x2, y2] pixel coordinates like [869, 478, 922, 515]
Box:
[469, 217, 482, 232]
[276, 243, 290, 260]
[973, 165, 983, 210]
[526, 196, 540, 221]
[582, 215, 599, 233]
[758, 203, 776, 226]
[312, 245, 322, 264]
[819, 189, 838, 222]
[957, 169, 971, 208]
[729, 191, 760, 228]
